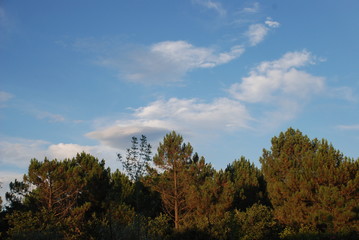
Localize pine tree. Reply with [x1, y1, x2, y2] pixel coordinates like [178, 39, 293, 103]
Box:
[147, 131, 193, 230]
[118, 135, 152, 182]
[6, 153, 111, 239]
[260, 128, 359, 233]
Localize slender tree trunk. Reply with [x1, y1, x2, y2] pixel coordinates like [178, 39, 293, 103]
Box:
[174, 167, 179, 229]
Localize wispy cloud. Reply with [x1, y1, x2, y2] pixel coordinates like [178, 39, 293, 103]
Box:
[242, 2, 260, 13]
[337, 124, 359, 130]
[246, 24, 268, 46]
[245, 17, 280, 46]
[0, 5, 16, 43]
[0, 91, 13, 108]
[0, 6, 7, 27]
[327, 86, 357, 102]
[99, 41, 244, 84]
[35, 111, 66, 122]
[192, 0, 226, 16]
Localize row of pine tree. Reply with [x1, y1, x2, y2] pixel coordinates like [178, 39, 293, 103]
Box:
[0, 128, 358, 239]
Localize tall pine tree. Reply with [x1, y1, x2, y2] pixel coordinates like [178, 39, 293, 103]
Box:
[147, 131, 193, 230]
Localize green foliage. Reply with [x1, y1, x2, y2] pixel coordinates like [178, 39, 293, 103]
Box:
[146, 213, 172, 240]
[226, 157, 269, 210]
[1, 129, 357, 239]
[5, 179, 30, 211]
[279, 229, 358, 240]
[234, 203, 279, 240]
[109, 169, 134, 204]
[260, 128, 359, 234]
[171, 228, 215, 240]
[6, 208, 63, 240]
[5, 152, 112, 239]
[184, 167, 234, 239]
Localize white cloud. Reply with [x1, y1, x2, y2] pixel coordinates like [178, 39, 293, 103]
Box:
[134, 98, 251, 130]
[265, 17, 280, 28]
[0, 138, 50, 168]
[245, 18, 280, 46]
[229, 50, 324, 103]
[102, 41, 244, 84]
[87, 97, 252, 148]
[47, 143, 119, 165]
[228, 50, 325, 129]
[0, 137, 118, 169]
[192, 0, 226, 16]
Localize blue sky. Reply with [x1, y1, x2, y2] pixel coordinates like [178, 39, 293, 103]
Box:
[1, 0, 359, 197]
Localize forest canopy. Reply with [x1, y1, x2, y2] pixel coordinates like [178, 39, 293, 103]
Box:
[0, 128, 358, 240]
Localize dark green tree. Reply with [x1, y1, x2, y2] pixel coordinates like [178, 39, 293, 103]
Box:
[226, 157, 269, 211]
[5, 179, 30, 211]
[234, 203, 279, 240]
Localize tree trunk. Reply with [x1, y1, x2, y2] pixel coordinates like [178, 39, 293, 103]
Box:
[174, 167, 179, 229]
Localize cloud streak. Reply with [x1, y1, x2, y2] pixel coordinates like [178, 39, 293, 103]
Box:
[99, 41, 244, 84]
[97, 16, 280, 85]
[192, 0, 227, 16]
[242, 2, 260, 13]
[0, 91, 13, 108]
[337, 124, 359, 130]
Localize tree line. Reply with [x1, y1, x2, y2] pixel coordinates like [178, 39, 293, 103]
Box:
[0, 128, 358, 239]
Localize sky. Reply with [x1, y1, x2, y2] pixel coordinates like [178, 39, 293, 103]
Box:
[1, 0, 359, 200]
